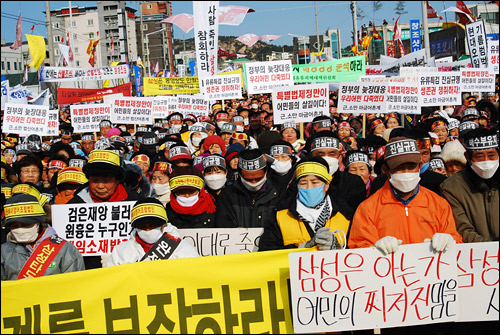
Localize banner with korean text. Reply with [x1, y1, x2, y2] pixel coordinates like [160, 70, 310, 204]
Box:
[336, 82, 387, 114]
[193, 1, 219, 79]
[487, 40, 499, 74]
[1, 80, 9, 110]
[272, 83, 329, 124]
[362, 76, 420, 115]
[143, 77, 200, 96]
[57, 83, 131, 104]
[200, 74, 242, 100]
[152, 96, 179, 119]
[2, 103, 48, 135]
[466, 20, 488, 68]
[365, 49, 434, 76]
[243, 60, 294, 94]
[177, 94, 209, 119]
[39, 64, 130, 82]
[110, 97, 154, 125]
[460, 69, 495, 92]
[70, 103, 112, 133]
[292, 56, 365, 83]
[44, 110, 59, 136]
[418, 71, 462, 107]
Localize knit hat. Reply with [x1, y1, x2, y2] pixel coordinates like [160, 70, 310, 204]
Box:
[3, 194, 45, 227]
[384, 138, 421, 170]
[458, 121, 479, 138]
[57, 167, 88, 186]
[15, 144, 32, 156]
[440, 139, 467, 165]
[295, 161, 332, 183]
[130, 198, 168, 228]
[345, 151, 370, 168]
[461, 108, 480, 121]
[169, 166, 204, 193]
[11, 183, 49, 207]
[106, 127, 122, 138]
[224, 143, 245, 165]
[464, 130, 498, 151]
[202, 135, 226, 155]
[83, 150, 124, 179]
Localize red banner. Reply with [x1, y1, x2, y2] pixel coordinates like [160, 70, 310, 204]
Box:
[386, 40, 396, 58]
[57, 83, 131, 104]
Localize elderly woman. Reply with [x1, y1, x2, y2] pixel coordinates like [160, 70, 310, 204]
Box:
[280, 121, 305, 152]
[345, 151, 374, 196]
[384, 112, 401, 129]
[14, 155, 43, 187]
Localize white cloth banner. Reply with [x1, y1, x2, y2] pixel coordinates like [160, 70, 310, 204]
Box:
[363, 75, 420, 115]
[152, 96, 179, 119]
[337, 82, 388, 114]
[418, 71, 462, 106]
[29, 88, 51, 106]
[272, 83, 329, 124]
[39, 64, 130, 82]
[2, 103, 48, 135]
[58, 43, 70, 66]
[487, 40, 499, 74]
[460, 69, 495, 92]
[199, 73, 242, 100]
[8, 85, 30, 104]
[111, 97, 154, 125]
[1, 80, 9, 110]
[368, 49, 435, 76]
[436, 59, 473, 71]
[71, 103, 112, 133]
[466, 20, 488, 68]
[244, 60, 294, 94]
[177, 94, 209, 119]
[193, 1, 219, 79]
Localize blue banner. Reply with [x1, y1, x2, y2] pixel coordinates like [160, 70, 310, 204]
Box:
[189, 60, 196, 77]
[410, 20, 421, 52]
[133, 65, 142, 97]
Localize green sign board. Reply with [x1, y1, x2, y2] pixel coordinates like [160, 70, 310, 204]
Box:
[292, 56, 366, 83]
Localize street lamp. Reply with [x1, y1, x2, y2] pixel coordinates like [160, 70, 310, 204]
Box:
[288, 33, 307, 64]
[145, 27, 166, 77]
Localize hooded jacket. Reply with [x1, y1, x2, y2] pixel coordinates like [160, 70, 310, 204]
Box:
[124, 162, 155, 198]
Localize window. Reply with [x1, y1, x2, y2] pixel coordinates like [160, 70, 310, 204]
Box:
[53, 22, 59, 29]
[1, 61, 4, 70]
[88, 19, 93, 26]
[76, 60, 80, 66]
[19, 62, 22, 70]
[147, 4, 152, 9]
[73, 34, 77, 41]
[481, 12, 499, 24]
[54, 35, 61, 42]
[55, 49, 60, 56]
[14, 62, 17, 70]
[75, 47, 79, 54]
[72, 21, 76, 27]
[89, 32, 95, 39]
[7, 62, 10, 70]
[143, 24, 148, 31]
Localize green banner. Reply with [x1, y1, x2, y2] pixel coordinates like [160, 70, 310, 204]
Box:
[292, 56, 366, 83]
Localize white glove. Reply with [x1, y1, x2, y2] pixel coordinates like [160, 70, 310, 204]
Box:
[100, 254, 111, 267]
[300, 227, 339, 250]
[430, 233, 455, 252]
[375, 236, 402, 255]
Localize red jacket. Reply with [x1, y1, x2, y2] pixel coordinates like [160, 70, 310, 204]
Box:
[348, 181, 462, 249]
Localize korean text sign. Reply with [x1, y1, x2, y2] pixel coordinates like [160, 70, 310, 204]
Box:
[466, 20, 488, 68]
[57, 83, 131, 104]
[152, 96, 179, 119]
[244, 60, 294, 94]
[45, 110, 59, 136]
[418, 71, 461, 107]
[460, 69, 495, 92]
[487, 40, 499, 74]
[272, 83, 329, 124]
[70, 103, 112, 133]
[199, 74, 242, 100]
[143, 76, 200, 96]
[111, 97, 154, 125]
[292, 56, 365, 83]
[177, 94, 209, 119]
[39, 64, 130, 82]
[193, 1, 219, 79]
[2, 103, 48, 135]
[337, 82, 387, 114]
[410, 20, 421, 52]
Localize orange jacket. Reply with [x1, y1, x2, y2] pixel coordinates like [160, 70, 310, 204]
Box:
[348, 181, 462, 249]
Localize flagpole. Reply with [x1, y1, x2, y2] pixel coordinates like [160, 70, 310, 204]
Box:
[421, 1, 431, 59]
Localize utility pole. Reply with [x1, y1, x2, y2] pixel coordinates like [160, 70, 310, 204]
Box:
[314, 1, 321, 54]
[421, 1, 431, 59]
[351, 1, 358, 49]
[140, 2, 146, 74]
[45, 1, 55, 66]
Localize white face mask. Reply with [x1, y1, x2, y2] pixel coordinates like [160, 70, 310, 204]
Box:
[11, 224, 39, 243]
[322, 156, 339, 175]
[271, 160, 292, 175]
[236, 125, 245, 132]
[119, 126, 127, 132]
[170, 124, 182, 132]
[137, 226, 164, 244]
[240, 175, 267, 192]
[251, 104, 259, 109]
[152, 183, 171, 196]
[176, 193, 199, 207]
[216, 121, 227, 129]
[445, 107, 454, 115]
[389, 172, 421, 193]
[243, 118, 249, 126]
[470, 160, 499, 179]
[191, 137, 202, 147]
[369, 160, 377, 177]
[204, 174, 227, 190]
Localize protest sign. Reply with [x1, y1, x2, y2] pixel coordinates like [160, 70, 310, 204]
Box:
[360, 75, 386, 82]
[466, 20, 488, 68]
[337, 82, 387, 114]
[456, 242, 499, 322]
[39, 64, 130, 82]
[143, 76, 200, 96]
[410, 20, 421, 52]
[152, 96, 179, 119]
[177, 94, 209, 119]
[436, 59, 472, 71]
[418, 71, 461, 106]
[57, 83, 131, 104]
[200, 73, 242, 100]
[2, 103, 48, 135]
[386, 77, 420, 114]
[244, 60, 294, 94]
[8, 85, 29, 104]
[289, 243, 459, 333]
[44, 110, 59, 136]
[272, 83, 329, 124]
[368, 49, 434, 76]
[193, 1, 219, 79]
[435, 56, 454, 64]
[110, 97, 154, 125]
[292, 56, 365, 83]
[460, 69, 495, 92]
[400, 66, 440, 83]
[70, 103, 112, 133]
[1, 80, 8, 110]
[51, 201, 134, 256]
[487, 40, 499, 74]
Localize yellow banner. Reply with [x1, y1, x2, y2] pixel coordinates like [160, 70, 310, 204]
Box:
[218, 69, 245, 89]
[1, 249, 302, 334]
[143, 76, 200, 96]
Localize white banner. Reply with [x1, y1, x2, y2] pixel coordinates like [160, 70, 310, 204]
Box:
[177, 94, 209, 119]
[39, 64, 130, 82]
[400, 66, 440, 83]
[70, 103, 112, 133]
[8, 85, 30, 104]
[110, 97, 154, 125]
[487, 40, 499, 74]
[1, 80, 9, 110]
[199, 73, 242, 101]
[386, 77, 420, 115]
[418, 71, 462, 107]
[44, 109, 59, 136]
[2, 103, 48, 135]
[244, 60, 294, 94]
[152, 96, 179, 119]
[466, 20, 488, 68]
[460, 69, 496, 92]
[337, 82, 387, 114]
[193, 1, 219, 79]
[368, 49, 436, 76]
[272, 83, 329, 124]
[436, 59, 472, 72]
[177, 64, 186, 77]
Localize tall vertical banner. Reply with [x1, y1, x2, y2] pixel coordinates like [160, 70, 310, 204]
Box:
[193, 1, 219, 79]
[487, 40, 499, 74]
[466, 20, 488, 68]
[410, 20, 421, 52]
[133, 65, 142, 97]
[387, 40, 396, 58]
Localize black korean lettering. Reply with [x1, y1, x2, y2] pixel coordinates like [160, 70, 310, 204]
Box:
[2, 305, 41, 334]
[176, 288, 192, 333]
[49, 300, 88, 333]
[104, 295, 140, 333]
[267, 281, 286, 333]
[192, 288, 221, 333]
[221, 285, 239, 333]
[146, 294, 175, 333]
[239, 288, 264, 334]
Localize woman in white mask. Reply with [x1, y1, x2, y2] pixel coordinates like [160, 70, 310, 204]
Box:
[187, 124, 208, 156]
[103, 198, 199, 267]
[202, 155, 228, 199]
[268, 141, 297, 193]
[150, 161, 172, 206]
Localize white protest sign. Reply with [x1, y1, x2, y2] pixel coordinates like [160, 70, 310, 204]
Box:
[487, 40, 499, 74]
[435, 56, 454, 64]
[337, 82, 387, 114]
[152, 96, 179, 119]
[460, 69, 495, 92]
[8, 85, 30, 104]
[456, 242, 499, 322]
[103, 93, 124, 104]
[179, 228, 263, 256]
[400, 66, 440, 83]
[44, 110, 59, 136]
[2, 103, 48, 135]
[289, 243, 459, 333]
[70, 103, 112, 132]
[177, 94, 209, 119]
[418, 71, 461, 107]
[193, 1, 219, 79]
[466, 20, 488, 68]
[386, 77, 420, 114]
[52, 201, 135, 256]
[244, 60, 294, 94]
[39, 64, 130, 82]
[360, 75, 386, 82]
[272, 83, 329, 124]
[369, 49, 435, 76]
[436, 59, 472, 72]
[1, 80, 10, 110]
[199, 73, 242, 101]
[111, 97, 154, 125]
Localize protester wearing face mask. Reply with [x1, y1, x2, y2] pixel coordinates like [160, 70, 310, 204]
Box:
[441, 129, 499, 242]
[268, 141, 297, 193]
[167, 113, 184, 135]
[102, 198, 199, 267]
[231, 115, 246, 133]
[259, 157, 348, 251]
[165, 166, 216, 228]
[1, 194, 85, 280]
[150, 161, 172, 206]
[214, 111, 230, 134]
[202, 155, 228, 200]
[349, 137, 462, 256]
[187, 124, 208, 156]
[216, 149, 284, 228]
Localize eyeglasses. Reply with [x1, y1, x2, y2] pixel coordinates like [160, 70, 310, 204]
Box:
[20, 169, 40, 175]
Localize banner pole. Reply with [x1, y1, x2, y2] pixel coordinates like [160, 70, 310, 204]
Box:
[300, 122, 304, 140]
[362, 113, 366, 138]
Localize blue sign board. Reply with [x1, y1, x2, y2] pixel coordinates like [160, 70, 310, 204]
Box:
[410, 20, 421, 52]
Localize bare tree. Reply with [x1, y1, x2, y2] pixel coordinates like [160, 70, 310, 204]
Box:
[357, 6, 366, 20]
[373, 1, 383, 17]
[394, 1, 408, 16]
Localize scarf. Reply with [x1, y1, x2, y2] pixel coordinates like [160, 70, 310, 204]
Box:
[55, 193, 74, 204]
[169, 188, 216, 215]
[90, 183, 129, 203]
[134, 232, 155, 253]
[296, 196, 332, 232]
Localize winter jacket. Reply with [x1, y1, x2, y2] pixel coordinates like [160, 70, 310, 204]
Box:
[124, 162, 155, 198]
[165, 203, 216, 229]
[440, 164, 499, 242]
[349, 181, 463, 249]
[326, 170, 366, 220]
[215, 178, 284, 228]
[370, 169, 447, 197]
[1, 225, 85, 281]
